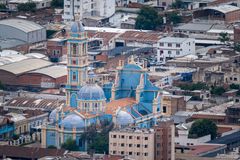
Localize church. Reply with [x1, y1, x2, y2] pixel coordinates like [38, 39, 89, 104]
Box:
[41, 20, 162, 150]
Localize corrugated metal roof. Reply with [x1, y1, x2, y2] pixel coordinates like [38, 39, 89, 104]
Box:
[0, 58, 52, 75]
[205, 5, 240, 14]
[30, 65, 67, 78]
[0, 19, 44, 33]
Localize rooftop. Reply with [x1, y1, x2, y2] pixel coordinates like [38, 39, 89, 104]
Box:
[5, 97, 65, 111]
[0, 58, 52, 75]
[205, 5, 240, 14]
[0, 19, 44, 33]
[106, 98, 136, 114]
[174, 23, 213, 32]
[30, 65, 67, 78]
[0, 145, 66, 159]
[159, 37, 193, 43]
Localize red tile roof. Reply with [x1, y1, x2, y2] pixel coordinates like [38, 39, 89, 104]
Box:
[117, 31, 161, 44]
[188, 144, 225, 156]
[106, 98, 136, 114]
[0, 145, 66, 159]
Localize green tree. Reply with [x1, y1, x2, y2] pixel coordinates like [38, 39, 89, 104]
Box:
[48, 145, 57, 149]
[0, 4, 6, 9]
[189, 119, 217, 140]
[172, 0, 185, 9]
[229, 83, 240, 90]
[61, 138, 79, 151]
[17, 2, 36, 12]
[234, 42, 240, 52]
[219, 32, 230, 45]
[51, 0, 63, 8]
[168, 13, 181, 25]
[211, 86, 225, 96]
[0, 81, 4, 90]
[81, 121, 114, 154]
[135, 6, 163, 30]
[178, 82, 208, 91]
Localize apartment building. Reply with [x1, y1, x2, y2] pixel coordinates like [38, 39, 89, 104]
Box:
[109, 128, 155, 160]
[63, 0, 115, 22]
[157, 37, 195, 64]
[109, 119, 175, 160]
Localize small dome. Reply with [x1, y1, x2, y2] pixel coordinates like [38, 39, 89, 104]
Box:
[49, 107, 60, 123]
[116, 110, 134, 126]
[60, 113, 85, 129]
[78, 84, 105, 100]
[71, 21, 85, 33]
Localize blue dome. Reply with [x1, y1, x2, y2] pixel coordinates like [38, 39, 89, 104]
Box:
[116, 110, 134, 126]
[71, 21, 85, 33]
[60, 113, 85, 129]
[78, 84, 105, 100]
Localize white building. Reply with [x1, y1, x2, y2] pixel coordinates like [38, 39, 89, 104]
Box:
[8, 0, 51, 10]
[157, 37, 195, 63]
[63, 0, 115, 22]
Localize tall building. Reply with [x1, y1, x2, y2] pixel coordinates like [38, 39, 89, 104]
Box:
[63, 0, 115, 22]
[154, 119, 175, 160]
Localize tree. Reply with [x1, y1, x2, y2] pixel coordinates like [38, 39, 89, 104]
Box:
[168, 13, 181, 25]
[172, 0, 185, 9]
[51, 0, 63, 8]
[189, 119, 217, 140]
[0, 4, 6, 10]
[219, 32, 230, 45]
[61, 138, 79, 151]
[81, 121, 114, 154]
[178, 82, 208, 91]
[211, 86, 225, 96]
[234, 42, 240, 52]
[17, 2, 36, 12]
[48, 145, 57, 149]
[135, 6, 163, 30]
[229, 83, 240, 90]
[0, 81, 4, 90]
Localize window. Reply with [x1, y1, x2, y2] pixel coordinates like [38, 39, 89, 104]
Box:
[72, 73, 76, 81]
[113, 143, 117, 146]
[137, 144, 140, 148]
[144, 137, 148, 140]
[163, 106, 167, 113]
[234, 77, 238, 81]
[72, 44, 77, 55]
[129, 152, 133, 155]
[137, 136, 140, 140]
[159, 42, 164, 46]
[136, 152, 140, 156]
[113, 151, 116, 154]
[129, 144, 132, 147]
[168, 43, 172, 47]
[144, 145, 148, 148]
[144, 153, 148, 156]
[168, 51, 172, 55]
[157, 143, 160, 147]
[121, 135, 125, 139]
[129, 136, 132, 139]
[121, 151, 124, 155]
[162, 2, 166, 6]
[113, 135, 116, 138]
[72, 60, 76, 65]
[176, 44, 180, 47]
[176, 51, 180, 55]
[121, 143, 124, 147]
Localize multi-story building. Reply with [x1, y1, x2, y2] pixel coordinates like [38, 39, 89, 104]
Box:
[154, 119, 175, 160]
[109, 119, 175, 160]
[109, 128, 155, 160]
[161, 95, 186, 116]
[63, 0, 115, 22]
[157, 0, 175, 10]
[157, 37, 195, 64]
[0, 116, 14, 140]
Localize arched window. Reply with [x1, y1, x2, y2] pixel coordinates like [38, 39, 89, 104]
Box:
[72, 44, 77, 55]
